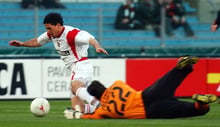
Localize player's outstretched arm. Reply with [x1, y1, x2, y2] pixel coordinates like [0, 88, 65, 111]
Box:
[9, 38, 41, 47]
[89, 38, 109, 55]
[9, 40, 24, 47]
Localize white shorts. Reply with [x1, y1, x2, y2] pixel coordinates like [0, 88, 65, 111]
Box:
[69, 60, 93, 97]
[71, 59, 93, 86]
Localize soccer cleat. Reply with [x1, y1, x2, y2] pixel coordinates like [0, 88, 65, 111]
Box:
[192, 94, 218, 104]
[176, 56, 199, 69]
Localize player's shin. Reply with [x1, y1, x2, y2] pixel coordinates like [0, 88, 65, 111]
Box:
[76, 87, 100, 109]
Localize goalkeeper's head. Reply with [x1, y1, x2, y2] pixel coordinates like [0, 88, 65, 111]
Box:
[87, 80, 106, 100]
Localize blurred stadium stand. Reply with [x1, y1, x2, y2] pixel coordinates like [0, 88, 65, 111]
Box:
[0, 1, 220, 57]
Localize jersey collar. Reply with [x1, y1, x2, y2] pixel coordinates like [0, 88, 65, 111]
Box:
[56, 26, 65, 38]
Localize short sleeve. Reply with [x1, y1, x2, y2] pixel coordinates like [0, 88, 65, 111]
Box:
[75, 30, 95, 44]
[37, 32, 51, 45]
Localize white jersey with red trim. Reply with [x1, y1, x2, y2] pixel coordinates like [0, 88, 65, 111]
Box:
[37, 25, 94, 69]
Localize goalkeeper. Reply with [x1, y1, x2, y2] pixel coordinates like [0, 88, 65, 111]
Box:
[67, 56, 217, 119]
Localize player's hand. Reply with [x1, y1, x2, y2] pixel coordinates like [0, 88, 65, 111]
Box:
[172, 16, 179, 23]
[64, 105, 82, 119]
[64, 109, 82, 119]
[9, 40, 24, 47]
[74, 105, 82, 119]
[122, 18, 129, 23]
[211, 25, 218, 32]
[180, 16, 186, 24]
[96, 48, 109, 55]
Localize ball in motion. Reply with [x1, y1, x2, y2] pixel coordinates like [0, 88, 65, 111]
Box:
[30, 98, 50, 117]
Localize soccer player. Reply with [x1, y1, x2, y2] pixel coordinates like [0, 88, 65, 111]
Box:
[211, 10, 220, 32]
[68, 56, 217, 119]
[9, 12, 108, 114]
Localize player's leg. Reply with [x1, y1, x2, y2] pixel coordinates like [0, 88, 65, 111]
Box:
[147, 100, 207, 118]
[142, 56, 199, 104]
[64, 89, 98, 119]
[71, 96, 85, 112]
[71, 60, 99, 113]
[182, 22, 195, 37]
[64, 95, 85, 119]
[71, 80, 99, 112]
[71, 80, 94, 105]
[147, 94, 217, 118]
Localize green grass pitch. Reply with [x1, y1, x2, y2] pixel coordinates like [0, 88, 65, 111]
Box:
[0, 99, 219, 127]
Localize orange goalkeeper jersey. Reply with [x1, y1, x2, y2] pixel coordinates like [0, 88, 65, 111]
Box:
[82, 80, 146, 119]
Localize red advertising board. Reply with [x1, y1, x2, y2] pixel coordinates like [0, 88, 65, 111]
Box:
[126, 58, 220, 97]
[207, 59, 220, 95]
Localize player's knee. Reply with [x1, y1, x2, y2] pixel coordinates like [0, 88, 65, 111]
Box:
[71, 80, 85, 94]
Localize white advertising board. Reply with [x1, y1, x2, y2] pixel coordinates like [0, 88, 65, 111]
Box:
[90, 58, 126, 87]
[41, 58, 126, 98]
[41, 59, 72, 98]
[0, 58, 125, 99]
[0, 59, 42, 99]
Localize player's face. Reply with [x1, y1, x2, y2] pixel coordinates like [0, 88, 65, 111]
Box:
[44, 23, 62, 38]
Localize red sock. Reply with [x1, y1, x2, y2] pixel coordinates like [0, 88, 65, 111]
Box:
[194, 102, 209, 110]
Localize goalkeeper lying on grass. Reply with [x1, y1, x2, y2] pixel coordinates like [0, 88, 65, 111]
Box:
[64, 56, 218, 119]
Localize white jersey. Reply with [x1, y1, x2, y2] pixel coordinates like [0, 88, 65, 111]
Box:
[37, 25, 94, 69]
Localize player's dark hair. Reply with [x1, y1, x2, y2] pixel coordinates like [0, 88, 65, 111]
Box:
[43, 12, 63, 26]
[87, 80, 106, 100]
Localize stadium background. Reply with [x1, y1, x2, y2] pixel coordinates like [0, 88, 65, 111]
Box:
[0, 0, 220, 99]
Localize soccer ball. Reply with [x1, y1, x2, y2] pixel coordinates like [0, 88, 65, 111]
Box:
[30, 98, 50, 117]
